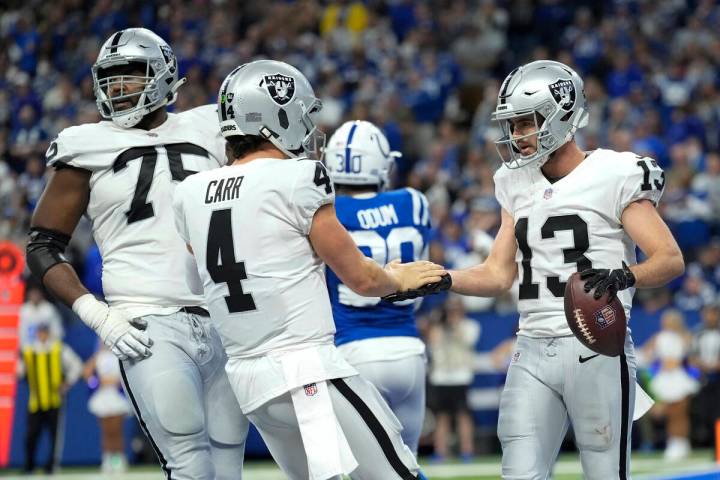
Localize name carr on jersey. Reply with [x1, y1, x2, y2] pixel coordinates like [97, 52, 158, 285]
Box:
[205, 175, 244, 204]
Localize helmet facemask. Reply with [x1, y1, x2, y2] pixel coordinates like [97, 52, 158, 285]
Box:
[258, 97, 326, 160]
[298, 98, 325, 160]
[93, 58, 184, 128]
[491, 60, 589, 170]
[493, 101, 566, 169]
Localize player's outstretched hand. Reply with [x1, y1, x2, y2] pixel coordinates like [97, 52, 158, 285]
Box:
[382, 260, 451, 302]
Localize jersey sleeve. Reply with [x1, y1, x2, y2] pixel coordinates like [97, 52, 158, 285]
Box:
[493, 167, 511, 213]
[171, 182, 190, 244]
[45, 131, 77, 169]
[289, 160, 335, 235]
[45, 124, 109, 171]
[406, 188, 431, 229]
[186, 104, 226, 167]
[615, 155, 665, 222]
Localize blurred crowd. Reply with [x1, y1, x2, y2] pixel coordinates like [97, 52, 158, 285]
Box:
[3, 0, 720, 464]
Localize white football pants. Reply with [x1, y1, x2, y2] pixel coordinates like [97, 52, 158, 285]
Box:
[351, 355, 426, 454]
[120, 310, 249, 479]
[498, 334, 637, 480]
[247, 375, 420, 480]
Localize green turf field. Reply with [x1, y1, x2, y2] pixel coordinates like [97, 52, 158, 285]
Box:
[2, 451, 719, 479]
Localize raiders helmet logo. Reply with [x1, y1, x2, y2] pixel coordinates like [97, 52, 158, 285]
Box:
[263, 74, 295, 105]
[549, 79, 576, 111]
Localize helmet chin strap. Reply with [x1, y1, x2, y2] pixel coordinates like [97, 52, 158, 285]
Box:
[259, 126, 297, 159]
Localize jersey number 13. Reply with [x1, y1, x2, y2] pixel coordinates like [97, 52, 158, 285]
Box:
[515, 214, 592, 300]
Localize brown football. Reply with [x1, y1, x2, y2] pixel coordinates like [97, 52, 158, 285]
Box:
[564, 272, 627, 357]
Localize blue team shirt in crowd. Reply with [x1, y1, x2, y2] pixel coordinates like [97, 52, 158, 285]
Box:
[328, 188, 431, 346]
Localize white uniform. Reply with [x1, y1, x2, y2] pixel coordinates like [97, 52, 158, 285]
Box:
[493, 149, 664, 480]
[173, 158, 421, 480]
[48, 105, 223, 318]
[46, 105, 248, 480]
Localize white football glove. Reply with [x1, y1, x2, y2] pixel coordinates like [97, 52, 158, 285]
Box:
[72, 294, 153, 361]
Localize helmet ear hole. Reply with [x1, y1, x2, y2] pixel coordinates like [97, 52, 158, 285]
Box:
[278, 108, 289, 129]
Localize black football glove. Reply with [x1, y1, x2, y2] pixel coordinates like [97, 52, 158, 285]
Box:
[381, 273, 453, 303]
[579, 262, 636, 300]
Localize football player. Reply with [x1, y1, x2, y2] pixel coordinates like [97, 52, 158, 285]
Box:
[448, 60, 684, 479]
[26, 28, 248, 479]
[172, 60, 445, 480]
[323, 120, 431, 454]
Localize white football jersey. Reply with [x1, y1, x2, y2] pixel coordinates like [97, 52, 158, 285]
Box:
[173, 158, 358, 411]
[46, 105, 225, 318]
[494, 149, 665, 337]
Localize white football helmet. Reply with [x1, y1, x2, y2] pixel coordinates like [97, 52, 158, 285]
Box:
[323, 120, 401, 189]
[218, 60, 324, 159]
[492, 60, 589, 169]
[92, 28, 185, 128]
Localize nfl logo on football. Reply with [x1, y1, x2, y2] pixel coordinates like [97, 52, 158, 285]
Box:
[594, 305, 616, 330]
[304, 383, 318, 396]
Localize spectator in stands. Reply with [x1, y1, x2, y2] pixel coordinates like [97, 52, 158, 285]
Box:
[674, 265, 717, 312]
[2, 0, 720, 467]
[689, 302, 720, 446]
[691, 152, 720, 226]
[9, 104, 47, 161]
[83, 344, 131, 474]
[18, 285, 63, 347]
[642, 309, 699, 460]
[17, 323, 82, 474]
[16, 156, 47, 218]
[427, 295, 480, 463]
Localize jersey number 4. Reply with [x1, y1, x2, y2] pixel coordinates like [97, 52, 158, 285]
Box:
[113, 143, 209, 224]
[206, 209, 257, 314]
[515, 214, 592, 300]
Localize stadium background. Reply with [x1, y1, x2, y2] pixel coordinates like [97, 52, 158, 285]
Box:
[1, 0, 719, 476]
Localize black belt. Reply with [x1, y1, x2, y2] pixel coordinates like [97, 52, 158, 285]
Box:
[180, 306, 210, 317]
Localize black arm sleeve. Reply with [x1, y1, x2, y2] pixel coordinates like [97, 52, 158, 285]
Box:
[26, 227, 72, 282]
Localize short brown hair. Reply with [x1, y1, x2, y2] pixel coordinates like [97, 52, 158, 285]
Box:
[225, 135, 272, 163]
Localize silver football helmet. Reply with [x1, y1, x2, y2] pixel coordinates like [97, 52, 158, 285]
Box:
[323, 120, 401, 189]
[92, 28, 185, 128]
[492, 60, 589, 169]
[218, 60, 324, 159]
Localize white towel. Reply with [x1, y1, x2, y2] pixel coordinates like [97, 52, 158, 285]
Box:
[633, 382, 654, 421]
[281, 350, 358, 479]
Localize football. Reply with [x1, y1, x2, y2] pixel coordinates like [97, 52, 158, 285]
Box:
[564, 272, 627, 357]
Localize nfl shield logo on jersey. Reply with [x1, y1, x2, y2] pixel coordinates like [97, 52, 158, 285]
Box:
[594, 305, 616, 330]
[264, 74, 295, 105]
[549, 79, 576, 111]
[543, 188, 553, 199]
[303, 383, 318, 396]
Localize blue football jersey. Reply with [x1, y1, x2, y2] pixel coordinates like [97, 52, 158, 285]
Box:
[328, 188, 431, 346]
